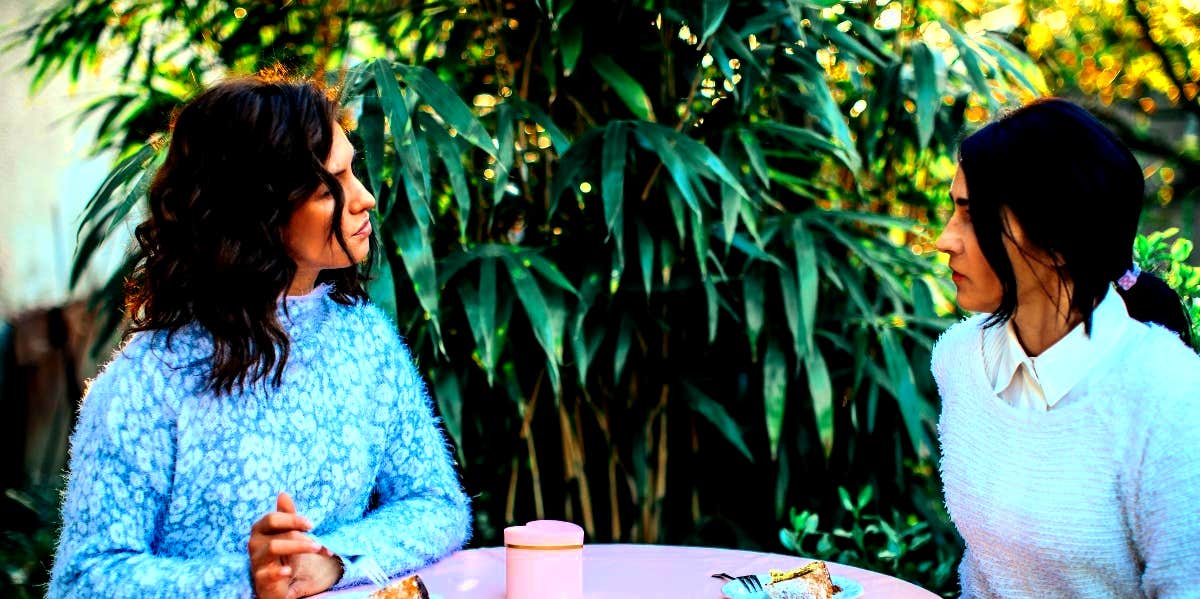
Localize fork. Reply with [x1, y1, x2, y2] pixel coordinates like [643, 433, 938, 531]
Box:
[712, 572, 765, 592]
[358, 555, 392, 590]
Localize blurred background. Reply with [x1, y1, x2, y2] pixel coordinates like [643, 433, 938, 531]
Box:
[2, 0, 1199, 597]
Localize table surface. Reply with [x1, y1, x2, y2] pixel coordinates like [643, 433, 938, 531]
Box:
[322, 544, 939, 598]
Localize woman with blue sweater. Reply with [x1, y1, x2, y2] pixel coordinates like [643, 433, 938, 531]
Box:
[49, 76, 470, 598]
[932, 98, 1199, 597]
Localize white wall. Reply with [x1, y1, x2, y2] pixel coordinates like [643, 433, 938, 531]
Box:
[0, 0, 126, 317]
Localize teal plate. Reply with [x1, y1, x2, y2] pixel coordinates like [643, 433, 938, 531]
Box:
[721, 574, 863, 598]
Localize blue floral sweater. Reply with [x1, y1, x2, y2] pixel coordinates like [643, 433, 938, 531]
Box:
[48, 285, 471, 598]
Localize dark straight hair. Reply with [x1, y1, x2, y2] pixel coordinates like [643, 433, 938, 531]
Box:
[958, 97, 1191, 344]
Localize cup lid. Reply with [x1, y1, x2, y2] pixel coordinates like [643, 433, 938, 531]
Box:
[504, 520, 585, 546]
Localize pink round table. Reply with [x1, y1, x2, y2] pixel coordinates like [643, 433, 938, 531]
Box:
[322, 544, 938, 598]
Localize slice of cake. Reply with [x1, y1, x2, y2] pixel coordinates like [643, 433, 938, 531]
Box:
[368, 574, 429, 599]
[763, 561, 841, 599]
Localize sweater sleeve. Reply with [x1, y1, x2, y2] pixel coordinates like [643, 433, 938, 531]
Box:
[1132, 379, 1200, 598]
[48, 346, 252, 599]
[314, 336, 471, 588]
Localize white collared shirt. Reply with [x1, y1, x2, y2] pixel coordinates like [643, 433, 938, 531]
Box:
[982, 285, 1133, 411]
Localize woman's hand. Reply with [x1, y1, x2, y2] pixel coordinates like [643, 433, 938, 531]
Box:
[248, 492, 330, 599]
[286, 552, 344, 598]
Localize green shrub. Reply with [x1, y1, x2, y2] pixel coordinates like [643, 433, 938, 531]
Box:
[0, 483, 61, 598]
[780, 483, 959, 597]
[1134, 228, 1200, 350]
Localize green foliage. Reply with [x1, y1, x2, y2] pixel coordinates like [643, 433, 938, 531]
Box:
[15, 0, 1045, 585]
[779, 484, 959, 597]
[0, 483, 61, 599]
[1134, 228, 1200, 350]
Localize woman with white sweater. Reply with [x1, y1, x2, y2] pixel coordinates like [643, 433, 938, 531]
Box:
[932, 98, 1199, 597]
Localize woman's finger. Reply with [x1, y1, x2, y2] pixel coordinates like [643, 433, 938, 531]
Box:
[266, 538, 325, 557]
[277, 491, 297, 514]
[253, 561, 292, 586]
[251, 512, 313, 535]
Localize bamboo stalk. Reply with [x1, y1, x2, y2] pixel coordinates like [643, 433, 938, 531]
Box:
[558, 398, 596, 537]
[506, 455, 519, 524]
[559, 397, 576, 523]
[652, 391, 669, 542]
[609, 452, 621, 540]
[691, 414, 701, 524]
[522, 371, 546, 520]
[572, 399, 595, 537]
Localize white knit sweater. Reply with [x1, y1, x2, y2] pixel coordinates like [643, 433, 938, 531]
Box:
[933, 314, 1200, 598]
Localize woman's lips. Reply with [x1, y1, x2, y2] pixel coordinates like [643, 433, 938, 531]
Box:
[353, 220, 372, 237]
[951, 271, 965, 284]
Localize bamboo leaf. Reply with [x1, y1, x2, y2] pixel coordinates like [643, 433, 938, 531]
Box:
[77, 143, 157, 238]
[614, 315, 633, 384]
[549, 128, 602, 217]
[393, 62, 499, 158]
[422, 113, 472, 242]
[721, 178, 741, 250]
[910, 41, 939, 150]
[981, 34, 1045, 96]
[642, 122, 748, 199]
[360, 91, 386, 201]
[637, 218, 654, 298]
[763, 337, 788, 460]
[100, 160, 155, 239]
[793, 219, 819, 355]
[392, 208, 442, 351]
[743, 267, 765, 361]
[525, 253, 579, 296]
[704, 273, 719, 342]
[570, 273, 602, 382]
[492, 103, 516, 207]
[601, 120, 628, 236]
[431, 367, 465, 462]
[736, 128, 770, 189]
[686, 382, 753, 462]
[591, 54, 656, 122]
[820, 17, 887, 68]
[560, 23, 583, 76]
[943, 22, 992, 107]
[777, 264, 804, 364]
[501, 253, 561, 376]
[700, 0, 731, 44]
[373, 60, 417, 218]
[879, 327, 934, 459]
[459, 257, 499, 383]
[782, 54, 863, 174]
[366, 228, 398, 324]
[636, 124, 704, 216]
[805, 344, 834, 459]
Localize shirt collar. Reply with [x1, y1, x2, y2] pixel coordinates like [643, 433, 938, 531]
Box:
[989, 285, 1132, 409]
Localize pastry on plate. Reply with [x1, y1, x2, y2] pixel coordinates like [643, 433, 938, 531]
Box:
[368, 574, 429, 599]
[763, 561, 841, 599]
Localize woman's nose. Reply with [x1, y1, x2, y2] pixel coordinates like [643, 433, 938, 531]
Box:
[935, 226, 958, 255]
[349, 177, 376, 213]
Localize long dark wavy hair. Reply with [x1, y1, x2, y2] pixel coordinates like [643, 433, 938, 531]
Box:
[126, 75, 370, 395]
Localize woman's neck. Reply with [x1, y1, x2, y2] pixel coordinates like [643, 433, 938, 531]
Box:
[1010, 285, 1082, 357]
[288, 268, 320, 297]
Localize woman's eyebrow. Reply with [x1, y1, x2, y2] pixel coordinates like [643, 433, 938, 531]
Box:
[952, 195, 970, 207]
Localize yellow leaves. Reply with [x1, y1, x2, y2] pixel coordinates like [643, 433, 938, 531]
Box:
[1026, 22, 1055, 57]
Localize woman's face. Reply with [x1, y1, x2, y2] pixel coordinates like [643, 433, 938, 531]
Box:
[283, 125, 376, 280]
[936, 167, 1064, 314]
[936, 167, 1003, 312]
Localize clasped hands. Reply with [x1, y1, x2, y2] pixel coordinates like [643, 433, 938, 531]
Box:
[249, 492, 343, 599]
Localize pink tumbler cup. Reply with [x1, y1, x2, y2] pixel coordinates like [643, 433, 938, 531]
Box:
[504, 520, 584, 599]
